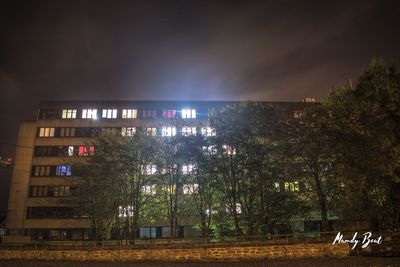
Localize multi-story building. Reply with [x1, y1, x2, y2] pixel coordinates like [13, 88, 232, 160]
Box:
[6, 100, 310, 241]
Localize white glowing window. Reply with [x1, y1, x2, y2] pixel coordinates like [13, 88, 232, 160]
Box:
[182, 127, 196, 136]
[119, 206, 134, 218]
[226, 203, 242, 214]
[201, 126, 216, 136]
[202, 145, 217, 155]
[62, 109, 77, 119]
[82, 109, 97, 119]
[121, 127, 136, 136]
[284, 181, 300, 192]
[205, 209, 217, 215]
[39, 128, 55, 137]
[122, 109, 137, 119]
[102, 109, 117, 118]
[68, 146, 74, 157]
[181, 109, 196, 119]
[223, 145, 236, 155]
[141, 184, 156, 195]
[145, 127, 157, 136]
[183, 183, 198, 195]
[274, 182, 280, 191]
[182, 164, 195, 175]
[141, 164, 157, 175]
[161, 127, 176, 137]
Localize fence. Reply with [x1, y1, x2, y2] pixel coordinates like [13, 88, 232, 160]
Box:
[0, 231, 359, 249]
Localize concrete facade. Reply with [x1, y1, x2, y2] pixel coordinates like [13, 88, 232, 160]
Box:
[6, 100, 306, 240]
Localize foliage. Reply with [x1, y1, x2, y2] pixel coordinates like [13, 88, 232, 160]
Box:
[324, 59, 400, 231]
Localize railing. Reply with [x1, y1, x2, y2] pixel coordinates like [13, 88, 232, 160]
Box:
[0, 231, 364, 249]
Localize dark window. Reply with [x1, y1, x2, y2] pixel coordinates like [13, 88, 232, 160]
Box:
[139, 227, 157, 239]
[60, 128, 76, 137]
[39, 109, 60, 119]
[142, 110, 156, 119]
[26, 207, 76, 219]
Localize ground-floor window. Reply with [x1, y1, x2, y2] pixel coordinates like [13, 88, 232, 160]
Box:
[139, 227, 157, 239]
[28, 229, 88, 240]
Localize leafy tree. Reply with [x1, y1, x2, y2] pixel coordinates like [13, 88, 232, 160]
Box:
[156, 136, 182, 239]
[60, 129, 160, 240]
[62, 131, 124, 240]
[179, 132, 218, 240]
[324, 59, 400, 231]
[209, 102, 303, 236]
[276, 104, 342, 232]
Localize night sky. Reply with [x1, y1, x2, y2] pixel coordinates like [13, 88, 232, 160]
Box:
[1, 0, 400, 157]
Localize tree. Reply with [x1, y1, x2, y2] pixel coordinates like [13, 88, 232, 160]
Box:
[324, 59, 400, 231]
[63, 130, 124, 240]
[209, 101, 303, 236]
[61, 129, 160, 240]
[117, 129, 160, 240]
[276, 104, 342, 232]
[178, 132, 218, 241]
[156, 136, 182, 239]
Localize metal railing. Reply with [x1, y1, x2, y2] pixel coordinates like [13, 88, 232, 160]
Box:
[0, 231, 354, 250]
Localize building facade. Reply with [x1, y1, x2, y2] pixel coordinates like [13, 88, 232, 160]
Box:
[6, 100, 309, 241]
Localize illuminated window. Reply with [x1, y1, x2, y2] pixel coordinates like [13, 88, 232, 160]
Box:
[223, 145, 236, 155]
[56, 165, 72, 176]
[293, 111, 303, 119]
[102, 109, 117, 118]
[33, 166, 51, 176]
[142, 110, 156, 119]
[141, 184, 156, 195]
[205, 209, 217, 215]
[274, 182, 280, 192]
[121, 127, 136, 136]
[141, 164, 157, 175]
[226, 203, 242, 214]
[122, 109, 137, 119]
[145, 127, 157, 136]
[284, 181, 300, 192]
[181, 108, 196, 119]
[68, 146, 74, 157]
[161, 127, 176, 137]
[201, 126, 216, 136]
[161, 165, 177, 175]
[62, 109, 77, 119]
[183, 183, 198, 195]
[182, 164, 195, 175]
[181, 127, 196, 136]
[39, 128, 55, 137]
[119, 206, 134, 218]
[303, 97, 316, 103]
[30, 185, 70, 197]
[60, 128, 75, 137]
[82, 109, 97, 119]
[202, 145, 217, 155]
[162, 110, 176, 119]
[77, 146, 94, 157]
